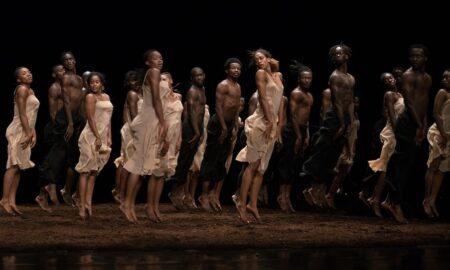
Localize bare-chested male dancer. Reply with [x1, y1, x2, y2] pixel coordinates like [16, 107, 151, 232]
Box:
[303, 44, 355, 207]
[198, 58, 242, 211]
[384, 44, 431, 223]
[37, 52, 85, 210]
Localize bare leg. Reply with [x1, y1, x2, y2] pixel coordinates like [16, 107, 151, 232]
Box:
[153, 177, 165, 222]
[277, 184, 288, 212]
[112, 165, 122, 204]
[1, 166, 18, 215]
[61, 167, 76, 206]
[368, 172, 385, 218]
[286, 184, 295, 213]
[423, 165, 436, 218]
[78, 173, 88, 220]
[429, 170, 444, 217]
[213, 179, 224, 211]
[45, 184, 60, 206]
[129, 177, 142, 222]
[188, 171, 199, 208]
[325, 165, 347, 209]
[198, 181, 212, 212]
[118, 169, 129, 204]
[247, 172, 263, 223]
[145, 177, 158, 222]
[85, 172, 97, 218]
[8, 171, 22, 215]
[237, 162, 259, 224]
[121, 173, 140, 223]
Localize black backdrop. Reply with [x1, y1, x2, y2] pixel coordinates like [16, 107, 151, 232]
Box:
[1, 1, 449, 210]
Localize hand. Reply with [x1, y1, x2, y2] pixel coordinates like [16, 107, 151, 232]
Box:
[219, 126, 228, 144]
[95, 137, 102, 151]
[231, 127, 238, 143]
[333, 125, 345, 141]
[30, 131, 37, 149]
[415, 128, 425, 146]
[158, 122, 168, 145]
[64, 124, 74, 142]
[294, 136, 302, 155]
[188, 133, 200, 146]
[304, 136, 310, 149]
[263, 121, 273, 140]
[160, 140, 169, 157]
[20, 134, 31, 149]
[275, 127, 282, 145]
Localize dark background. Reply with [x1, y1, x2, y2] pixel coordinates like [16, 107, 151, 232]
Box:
[1, 1, 449, 213]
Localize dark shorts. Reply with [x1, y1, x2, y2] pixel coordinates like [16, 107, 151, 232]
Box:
[170, 119, 202, 185]
[275, 123, 308, 184]
[38, 109, 84, 186]
[199, 114, 233, 184]
[302, 109, 347, 182]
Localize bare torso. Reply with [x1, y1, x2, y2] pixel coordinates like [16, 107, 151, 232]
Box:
[64, 73, 84, 114]
[291, 88, 313, 125]
[218, 79, 241, 123]
[403, 68, 431, 123]
[187, 87, 206, 129]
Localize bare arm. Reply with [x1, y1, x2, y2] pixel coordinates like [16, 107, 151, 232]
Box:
[148, 68, 167, 142]
[16, 86, 35, 148]
[433, 89, 448, 142]
[248, 93, 258, 116]
[48, 83, 60, 123]
[290, 91, 303, 152]
[402, 72, 423, 129]
[187, 88, 202, 143]
[84, 94, 102, 150]
[61, 75, 74, 141]
[215, 82, 230, 144]
[256, 70, 273, 123]
[384, 92, 397, 130]
[330, 75, 346, 129]
[321, 89, 331, 124]
[126, 91, 140, 121]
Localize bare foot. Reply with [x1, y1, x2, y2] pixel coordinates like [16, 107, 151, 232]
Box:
[168, 192, 184, 210]
[10, 204, 23, 215]
[430, 201, 440, 217]
[302, 189, 314, 206]
[324, 194, 336, 209]
[72, 194, 80, 209]
[35, 196, 52, 213]
[111, 189, 122, 204]
[154, 208, 163, 223]
[368, 198, 383, 218]
[0, 200, 15, 215]
[208, 194, 220, 212]
[387, 203, 408, 224]
[121, 205, 136, 224]
[60, 189, 74, 207]
[233, 199, 249, 224]
[277, 195, 288, 212]
[198, 195, 212, 212]
[307, 188, 321, 207]
[45, 185, 60, 206]
[85, 204, 92, 219]
[359, 191, 371, 209]
[286, 196, 295, 213]
[144, 206, 157, 223]
[79, 208, 87, 221]
[246, 205, 262, 223]
[422, 199, 434, 218]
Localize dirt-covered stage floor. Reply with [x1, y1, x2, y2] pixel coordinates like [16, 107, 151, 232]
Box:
[1, 203, 449, 251]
